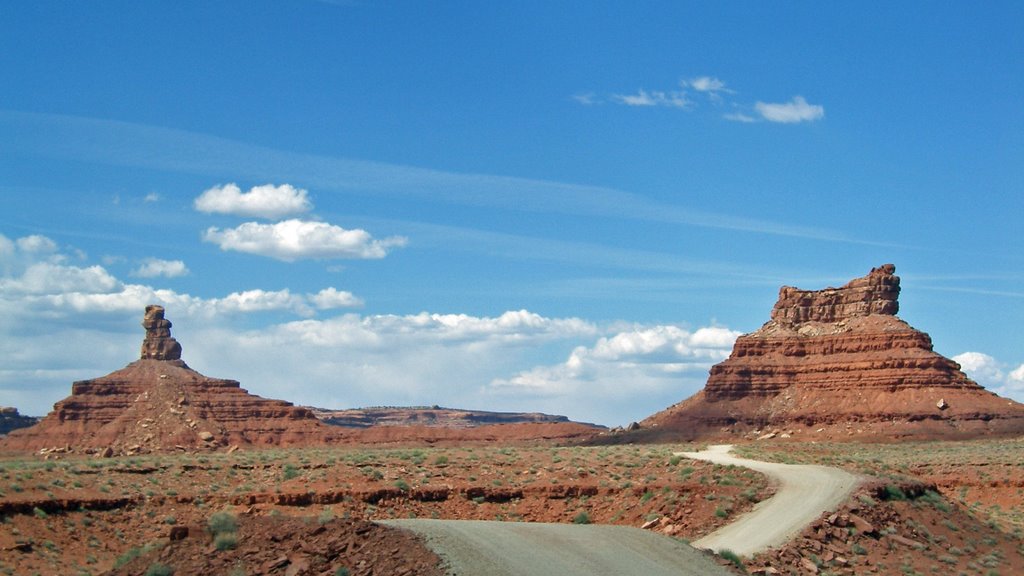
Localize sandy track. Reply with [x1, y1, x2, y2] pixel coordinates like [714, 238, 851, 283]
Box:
[383, 519, 736, 576]
[680, 444, 862, 556]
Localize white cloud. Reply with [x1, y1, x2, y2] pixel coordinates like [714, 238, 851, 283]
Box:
[310, 287, 363, 309]
[132, 258, 189, 278]
[0, 234, 361, 320]
[611, 89, 690, 109]
[1, 262, 120, 295]
[203, 219, 407, 261]
[755, 96, 824, 123]
[16, 235, 58, 254]
[194, 183, 313, 219]
[1010, 365, 1024, 383]
[686, 76, 730, 94]
[0, 234, 14, 260]
[144, 192, 160, 203]
[487, 325, 740, 422]
[954, 352, 1024, 401]
[953, 351, 1004, 382]
[572, 93, 598, 105]
[724, 112, 757, 123]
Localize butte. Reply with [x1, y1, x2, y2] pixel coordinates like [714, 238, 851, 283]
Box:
[640, 264, 1024, 441]
[1, 305, 332, 455]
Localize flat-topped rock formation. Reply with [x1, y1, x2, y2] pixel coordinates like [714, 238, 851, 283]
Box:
[0, 407, 38, 436]
[311, 406, 576, 428]
[1, 306, 332, 454]
[639, 265, 1024, 441]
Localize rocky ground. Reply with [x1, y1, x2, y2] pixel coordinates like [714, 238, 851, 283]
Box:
[0, 443, 770, 575]
[737, 439, 1024, 575]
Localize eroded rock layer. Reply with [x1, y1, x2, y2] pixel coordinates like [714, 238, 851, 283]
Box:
[641, 265, 1024, 441]
[1, 307, 332, 454]
[311, 406, 574, 428]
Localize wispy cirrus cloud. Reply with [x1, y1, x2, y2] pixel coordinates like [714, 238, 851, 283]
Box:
[580, 76, 824, 125]
[132, 258, 189, 278]
[611, 89, 690, 108]
[1, 110, 857, 244]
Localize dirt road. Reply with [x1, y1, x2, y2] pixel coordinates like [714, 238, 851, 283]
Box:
[383, 519, 736, 576]
[680, 444, 862, 556]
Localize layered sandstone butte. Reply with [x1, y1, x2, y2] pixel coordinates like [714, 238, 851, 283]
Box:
[1, 306, 332, 454]
[641, 265, 1024, 441]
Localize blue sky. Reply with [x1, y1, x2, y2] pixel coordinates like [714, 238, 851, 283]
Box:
[1, 2, 1021, 425]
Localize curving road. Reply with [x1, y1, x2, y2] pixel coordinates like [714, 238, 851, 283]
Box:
[680, 444, 862, 557]
[384, 445, 860, 573]
[383, 519, 737, 576]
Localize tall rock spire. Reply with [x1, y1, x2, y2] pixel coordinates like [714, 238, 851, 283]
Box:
[140, 305, 182, 361]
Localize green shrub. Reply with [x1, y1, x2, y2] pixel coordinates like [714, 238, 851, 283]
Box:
[719, 549, 744, 570]
[145, 563, 174, 576]
[207, 511, 238, 535]
[572, 511, 591, 525]
[214, 532, 238, 551]
[882, 485, 907, 501]
[282, 464, 300, 480]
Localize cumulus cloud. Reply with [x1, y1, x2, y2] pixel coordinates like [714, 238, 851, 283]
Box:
[487, 325, 741, 422]
[203, 219, 407, 261]
[132, 258, 189, 278]
[144, 192, 160, 203]
[194, 183, 313, 219]
[310, 287, 363, 310]
[0, 233, 362, 320]
[755, 96, 825, 123]
[16, 235, 58, 254]
[611, 89, 690, 108]
[1, 262, 120, 295]
[954, 351, 1024, 401]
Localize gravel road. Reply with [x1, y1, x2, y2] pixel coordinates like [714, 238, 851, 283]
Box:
[681, 444, 862, 557]
[383, 519, 737, 576]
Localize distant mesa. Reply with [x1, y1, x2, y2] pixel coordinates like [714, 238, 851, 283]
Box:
[0, 407, 38, 436]
[310, 405, 576, 429]
[638, 264, 1024, 441]
[0, 305, 329, 455]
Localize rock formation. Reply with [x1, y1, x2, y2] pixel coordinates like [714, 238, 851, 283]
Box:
[310, 405, 576, 428]
[1, 306, 333, 454]
[640, 265, 1024, 441]
[0, 407, 38, 436]
[139, 305, 182, 360]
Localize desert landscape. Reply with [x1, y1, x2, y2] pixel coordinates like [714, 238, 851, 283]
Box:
[2, 265, 1023, 575]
